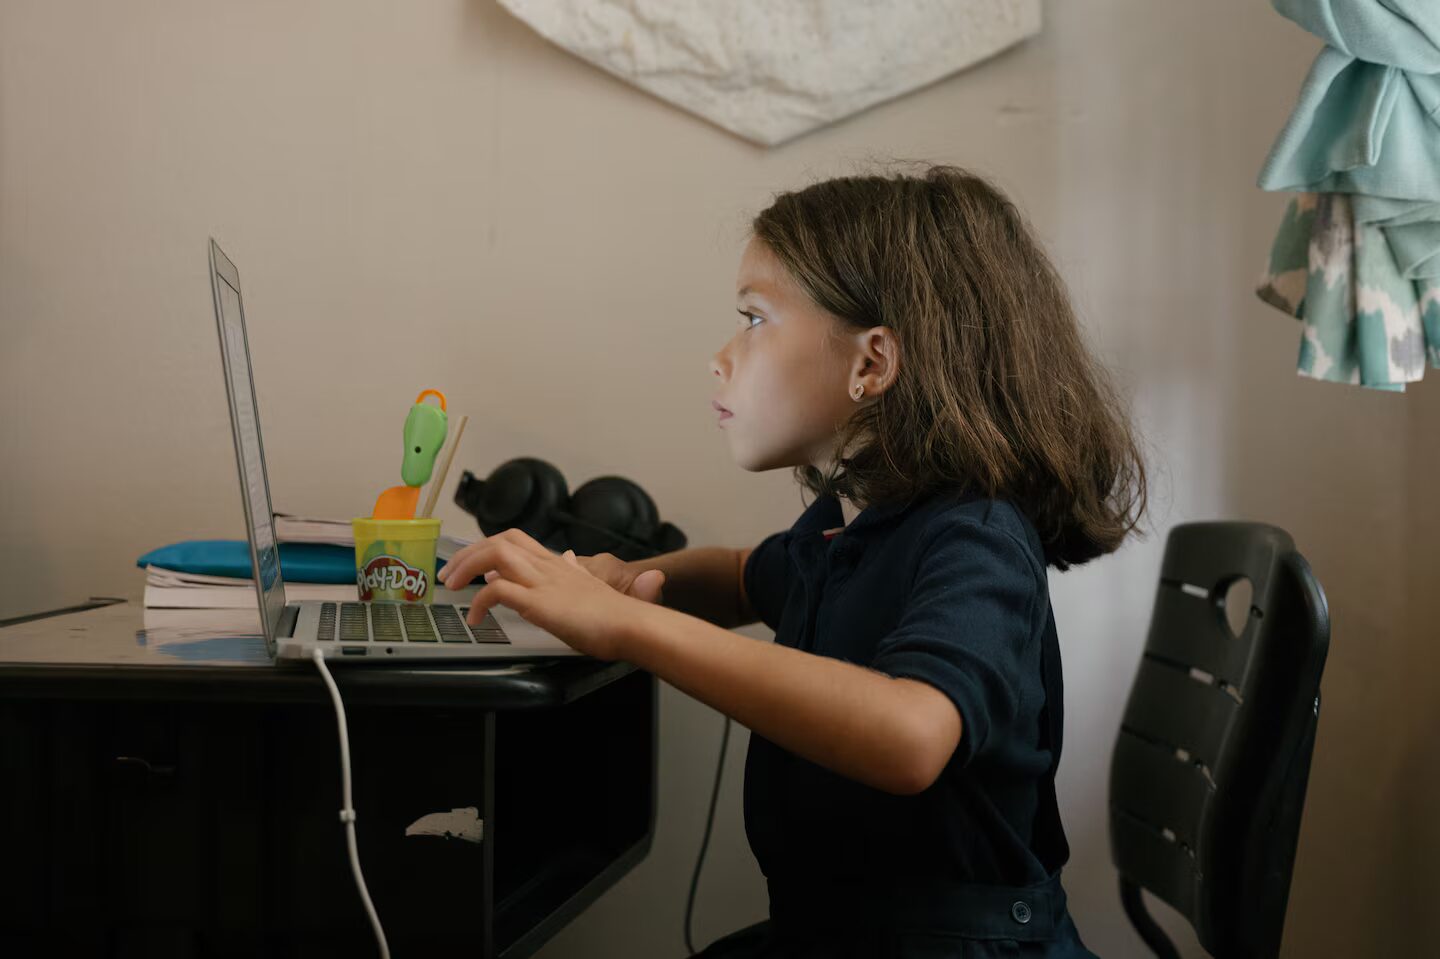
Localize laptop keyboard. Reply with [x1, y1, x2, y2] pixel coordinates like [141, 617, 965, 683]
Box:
[314, 602, 510, 645]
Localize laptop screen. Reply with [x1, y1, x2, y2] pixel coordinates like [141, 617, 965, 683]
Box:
[210, 240, 287, 651]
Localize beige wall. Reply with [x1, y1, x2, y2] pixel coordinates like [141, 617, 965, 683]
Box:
[3, 1, 1435, 956]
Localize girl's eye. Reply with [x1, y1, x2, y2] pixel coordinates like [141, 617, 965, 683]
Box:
[737, 309, 763, 330]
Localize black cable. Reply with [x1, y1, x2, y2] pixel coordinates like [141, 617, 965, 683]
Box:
[684, 713, 732, 957]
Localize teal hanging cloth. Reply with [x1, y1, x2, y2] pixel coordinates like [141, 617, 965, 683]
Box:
[1255, 0, 1440, 391]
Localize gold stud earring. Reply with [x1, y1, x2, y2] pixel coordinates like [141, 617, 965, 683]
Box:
[851, 383, 865, 401]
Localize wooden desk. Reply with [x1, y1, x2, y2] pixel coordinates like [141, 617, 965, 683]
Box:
[0, 600, 656, 958]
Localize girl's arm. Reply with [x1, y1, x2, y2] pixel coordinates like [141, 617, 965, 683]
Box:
[620, 547, 757, 628]
[616, 599, 962, 796]
[443, 530, 955, 795]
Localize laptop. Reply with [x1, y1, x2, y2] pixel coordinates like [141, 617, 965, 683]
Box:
[208, 238, 583, 662]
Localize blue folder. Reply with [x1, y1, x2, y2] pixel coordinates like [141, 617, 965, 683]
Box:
[136, 540, 356, 585]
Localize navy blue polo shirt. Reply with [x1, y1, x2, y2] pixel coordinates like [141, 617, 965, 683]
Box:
[740, 488, 1072, 891]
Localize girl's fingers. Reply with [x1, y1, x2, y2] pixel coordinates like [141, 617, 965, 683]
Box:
[476, 548, 576, 590]
[443, 540, 540, 590]
[440, 529, 550, 580]
[438, 540, 485, 580]
[486, 527, 551, 560]
[467, 576, 522, 626]
[512, 528, 556, 557]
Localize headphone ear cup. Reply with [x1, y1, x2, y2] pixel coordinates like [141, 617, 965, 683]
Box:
[567, 476, 658, 559]
[473, 457, 569, 543]
[653, 521, 688, 554]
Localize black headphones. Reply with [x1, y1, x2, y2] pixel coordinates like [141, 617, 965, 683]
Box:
[453, 457, 687, 561]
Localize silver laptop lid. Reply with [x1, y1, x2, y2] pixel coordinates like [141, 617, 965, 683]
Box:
[209, 239, 287, 656]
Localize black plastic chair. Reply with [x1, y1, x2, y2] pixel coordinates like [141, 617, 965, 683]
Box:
[1109, 522, 1330, 959]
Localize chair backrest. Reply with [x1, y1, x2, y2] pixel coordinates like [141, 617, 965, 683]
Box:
[1109, 522, 1330, 959]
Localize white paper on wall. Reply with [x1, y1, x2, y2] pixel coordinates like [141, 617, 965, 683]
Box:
[495, 0, 1043, 146]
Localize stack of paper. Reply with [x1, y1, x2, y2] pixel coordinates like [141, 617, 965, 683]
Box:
[143, 565, 356, 609]
[275, 513, 479, 559]
[272, 513, 355, 545]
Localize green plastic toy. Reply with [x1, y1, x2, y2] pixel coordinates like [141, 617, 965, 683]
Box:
[402, 389, 449, 486]
[371, 389, 449, 520]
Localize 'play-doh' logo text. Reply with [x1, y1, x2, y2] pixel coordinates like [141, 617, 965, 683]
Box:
[359, 555, 429, 601]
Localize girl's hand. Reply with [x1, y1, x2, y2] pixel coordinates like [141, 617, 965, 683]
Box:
[436, 528, 645, 661]
[573, 551, 667, 606]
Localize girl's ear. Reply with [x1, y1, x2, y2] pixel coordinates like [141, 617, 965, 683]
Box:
[854, 326, 901, 395]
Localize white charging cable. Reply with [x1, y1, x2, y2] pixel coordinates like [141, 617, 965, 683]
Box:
[312, 647, 391, 959]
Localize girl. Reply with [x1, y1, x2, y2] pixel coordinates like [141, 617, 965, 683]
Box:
[439, 165, 1146, 958]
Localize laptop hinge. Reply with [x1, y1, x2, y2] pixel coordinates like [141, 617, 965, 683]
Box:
[277, 603, 301, 639]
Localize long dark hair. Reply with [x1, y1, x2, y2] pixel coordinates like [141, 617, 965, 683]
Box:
[752, 164, 1147, 570]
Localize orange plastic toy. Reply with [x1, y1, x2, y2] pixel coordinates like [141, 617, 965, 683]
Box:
[371, 484, 421, 521]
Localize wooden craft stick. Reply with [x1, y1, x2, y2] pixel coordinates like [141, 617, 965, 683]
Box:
[420, 414, 468, 520]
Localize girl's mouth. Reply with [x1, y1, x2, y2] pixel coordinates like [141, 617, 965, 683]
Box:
[711, 399, 733, 423]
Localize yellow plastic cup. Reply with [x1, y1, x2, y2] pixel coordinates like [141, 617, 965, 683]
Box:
[352, 517, 441, 604]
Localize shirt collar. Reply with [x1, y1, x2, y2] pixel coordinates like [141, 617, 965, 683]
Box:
[789, 491, 926, 540]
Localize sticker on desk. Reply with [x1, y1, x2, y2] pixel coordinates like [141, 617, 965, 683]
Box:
[405, 806, 484, 844]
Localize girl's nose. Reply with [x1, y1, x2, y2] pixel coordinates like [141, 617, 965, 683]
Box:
[710, 349, 728, 381]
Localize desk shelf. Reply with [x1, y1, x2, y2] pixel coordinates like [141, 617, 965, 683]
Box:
[0, 601, 656, 958]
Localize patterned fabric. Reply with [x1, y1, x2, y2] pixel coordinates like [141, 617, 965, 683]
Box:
[1256, 1, 1440, 390]
[1258, 192, 1440, 390]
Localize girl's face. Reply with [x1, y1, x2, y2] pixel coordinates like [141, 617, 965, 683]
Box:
[710, 238, 865, 474]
